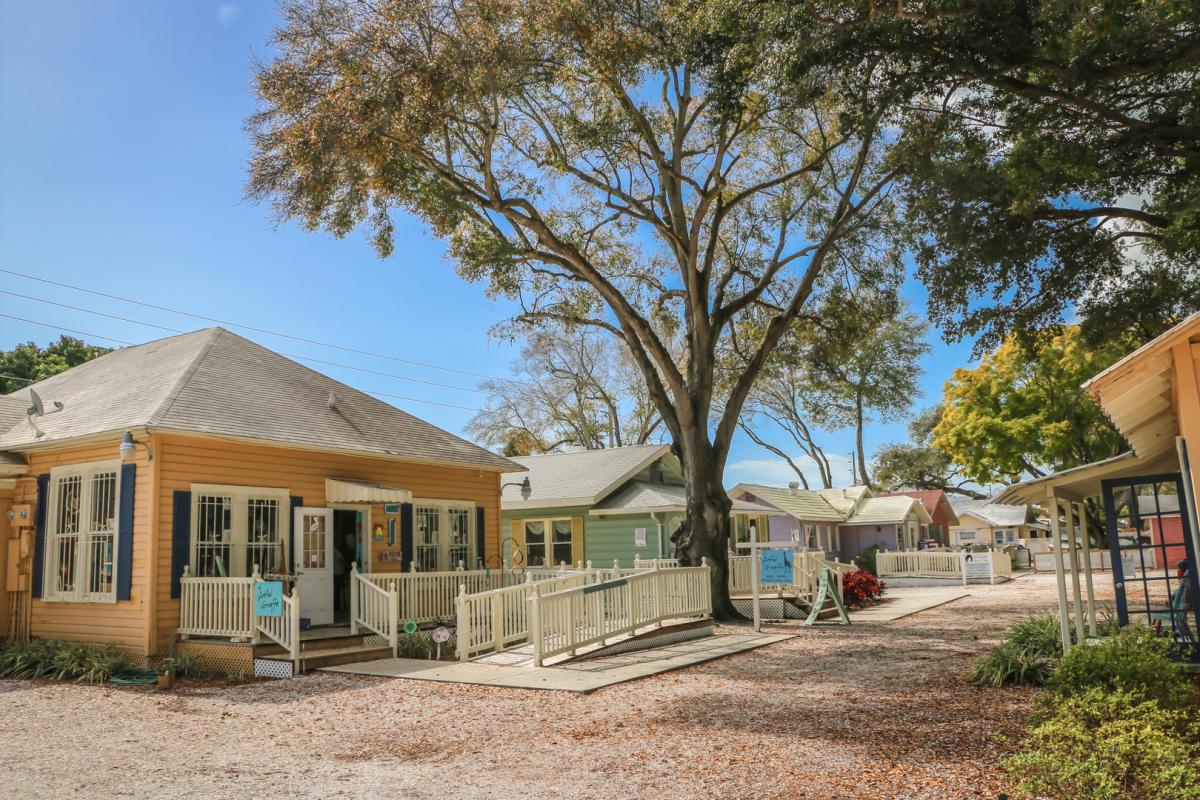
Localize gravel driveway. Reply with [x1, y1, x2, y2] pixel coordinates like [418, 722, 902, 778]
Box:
[0, 574, 1091, 799]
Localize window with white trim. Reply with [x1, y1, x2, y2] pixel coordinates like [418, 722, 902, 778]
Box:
[414, 499, 477, 571]
[44, 461, 121, 602]
[191, 484, 289, 577]
[522, 518, 572, 567]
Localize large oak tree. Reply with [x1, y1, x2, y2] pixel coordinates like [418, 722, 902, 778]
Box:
[248, 0, 899, 616]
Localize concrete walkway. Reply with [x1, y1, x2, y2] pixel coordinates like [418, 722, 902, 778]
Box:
[322, 632, 792, 692]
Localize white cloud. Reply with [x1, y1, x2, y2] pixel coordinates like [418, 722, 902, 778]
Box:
[217, 4, 240, 27]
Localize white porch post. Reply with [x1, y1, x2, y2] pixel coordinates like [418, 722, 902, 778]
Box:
[1077, 502, 1099, 638]
[1065, 502, 1087, 645]
[1047, 491, 1073, 652]
[349, 561, 359, 635]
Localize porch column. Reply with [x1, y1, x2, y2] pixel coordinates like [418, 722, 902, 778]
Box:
[1046, 491, 1073, 652]
[1077, 501, 1099, 638]
[1065, 502, 1087, 645]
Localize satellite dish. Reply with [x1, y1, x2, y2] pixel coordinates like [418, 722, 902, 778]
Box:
[27, 389, 45, 417]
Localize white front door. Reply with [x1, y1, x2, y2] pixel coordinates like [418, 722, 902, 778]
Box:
[293, 507, 334, 626]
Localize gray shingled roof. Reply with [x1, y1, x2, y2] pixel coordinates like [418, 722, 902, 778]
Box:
[730, 483, 845, 522]
[949, 497, 1033, 527]
[844, 496, 932, 526]
[502, 445, 671, 507]
[0, 328, 519, 471]
[591, 480, 775, 515]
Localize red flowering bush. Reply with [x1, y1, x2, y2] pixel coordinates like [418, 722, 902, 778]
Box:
[840, 568, 886, 607]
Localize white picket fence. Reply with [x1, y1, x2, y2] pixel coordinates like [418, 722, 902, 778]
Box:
[455, 572, 592, 660]
[727, 551, 852, 600]
[178, 567, 256, 640]
[876, 549, 1013, 583]
[527, 565, 712, 666]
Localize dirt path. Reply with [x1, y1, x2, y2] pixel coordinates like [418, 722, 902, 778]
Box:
[0, 574, 1094, 799]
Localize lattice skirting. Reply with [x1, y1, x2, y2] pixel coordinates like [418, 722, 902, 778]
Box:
[176, 641, 255, 677]
[253, 658, 295, 679]
[732, 597, 807, 619]
[571, 621, 714, 662]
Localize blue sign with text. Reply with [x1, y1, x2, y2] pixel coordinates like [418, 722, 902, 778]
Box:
[759, 550, 794, 584]
[255, 580, 284, 617]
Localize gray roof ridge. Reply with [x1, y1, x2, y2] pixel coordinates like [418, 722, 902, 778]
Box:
[146, 327, 225, 427]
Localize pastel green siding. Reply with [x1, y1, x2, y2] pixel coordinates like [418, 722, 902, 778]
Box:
[585, 512, 682, 568]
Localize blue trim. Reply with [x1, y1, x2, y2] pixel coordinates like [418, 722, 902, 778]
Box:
[170, 491, 191, 599]
[116, 463, 136, 601]
[31, 474, 49, 599]
[400, 503, 414, 570]
[475, 506, 486, 569]
[584, 578, 627, 594]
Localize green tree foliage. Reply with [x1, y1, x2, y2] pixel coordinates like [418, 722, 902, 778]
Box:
[934, 326, 1128, 484]
[705, 0, 1200, 351]
[247, 0, 902, 616]
[872, 405, 986, 498]
[0, 336, 110, 393]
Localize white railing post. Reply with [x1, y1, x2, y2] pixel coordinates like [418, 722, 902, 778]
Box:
[388, 586, 399, 657]
[289, 589, 301, 674]
[251, 564, 262, 644]
[491, 582, 504, 655]
[350, 562, 359, 635]
[612, 559, 622, 579]
[960, 551, 968, 586]
[456, 585, 469, 661]
[529, 584, 544, 667]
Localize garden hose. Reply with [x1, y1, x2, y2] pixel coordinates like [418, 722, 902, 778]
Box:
[108, 670, 158, 686]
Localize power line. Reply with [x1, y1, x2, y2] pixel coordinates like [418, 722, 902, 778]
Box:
[0, 267, 504, 381]
[0, 312, 482, 413]
[0, 289, 484, 394]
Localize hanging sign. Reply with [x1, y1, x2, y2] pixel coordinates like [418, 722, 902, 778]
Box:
[759, 549, 794, 584]
[254, 581, 284, 617]
[634, 527, 647, 547]
[384, 504, 402, 515]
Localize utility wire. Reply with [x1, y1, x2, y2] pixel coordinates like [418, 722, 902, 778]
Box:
[0, 289, 484, 394]
[0, 267, 504, 381]
[0, 312, 482, 412]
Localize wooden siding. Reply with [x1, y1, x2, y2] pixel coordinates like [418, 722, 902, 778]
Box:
[0, 483, 14, 639]
[153, 433, 501, 654]
[18, 439, 153, 653]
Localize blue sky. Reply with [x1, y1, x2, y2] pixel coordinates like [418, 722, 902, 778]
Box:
[0, 2, 980, 489]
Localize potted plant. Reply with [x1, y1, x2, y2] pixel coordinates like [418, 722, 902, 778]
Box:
[156, 657, 176, 690]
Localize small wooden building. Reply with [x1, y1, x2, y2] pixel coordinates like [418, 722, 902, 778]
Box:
[0, 328, 520, 662]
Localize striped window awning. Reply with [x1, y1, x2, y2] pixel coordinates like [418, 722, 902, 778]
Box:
[325, 477, 413, 504]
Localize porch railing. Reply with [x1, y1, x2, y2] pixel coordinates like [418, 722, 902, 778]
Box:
[877, 549, 1013, 584]
[255, 583, 301, 673]
[727, 551, 840, 600]
[633, 557, 681, 569]
[527, 564, 712, 667]
[455, 571, 594, 660]
[351, 565, 398, 657]
[178, 567, 256, 640]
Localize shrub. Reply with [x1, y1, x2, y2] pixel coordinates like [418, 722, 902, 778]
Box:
[840, 568, 885, 607]
[1004, 688, 1200, 800]
[1048, 625, 1196, 708]
[853, 545, 880, 576]
[0, 639, 130, 684]
[397, 631, 433, 659]
[972, 615, 1064, 687]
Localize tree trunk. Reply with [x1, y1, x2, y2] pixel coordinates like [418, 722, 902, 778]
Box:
[855, 392, 870, 488]
[671, 438, 741, 621]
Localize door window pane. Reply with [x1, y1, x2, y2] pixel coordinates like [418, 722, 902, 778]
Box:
[300, 511, 326, 570]
[448, 508, 471, 569]
[525, 521, 546, 566]
[416, 506, 441, 571]
[551, 520, 572, 566]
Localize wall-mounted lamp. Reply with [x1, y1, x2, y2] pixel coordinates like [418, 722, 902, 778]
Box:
[501, 476, 532, 500]
[119, 431, 153, 463]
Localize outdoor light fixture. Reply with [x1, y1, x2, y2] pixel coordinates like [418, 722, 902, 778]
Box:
[501, 476, 533, 500]
[119, 431, 153, 463]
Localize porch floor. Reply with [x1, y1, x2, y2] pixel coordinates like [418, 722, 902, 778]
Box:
[321, 632, 792, 692]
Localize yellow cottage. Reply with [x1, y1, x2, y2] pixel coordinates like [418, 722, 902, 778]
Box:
[0, 328, 522, 672]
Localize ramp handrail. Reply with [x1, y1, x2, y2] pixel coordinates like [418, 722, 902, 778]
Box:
[527, 563, 712, 667]
[351, 565, 398, 657]
[455, 571, 593, 660]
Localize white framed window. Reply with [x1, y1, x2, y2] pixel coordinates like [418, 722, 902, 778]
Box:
[518, 517, 573, 567]
[191, 484, 290, 577]
[44, 461, 122, 603]
[414, 499, 477, 571]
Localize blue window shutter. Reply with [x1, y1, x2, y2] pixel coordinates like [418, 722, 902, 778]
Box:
[116, 464, 136, 601]
[288, 496, 303, 574]
[400, 503, 414, 571]
[475, 506, 486, 569]
[170, 491, 191, 599]
[31, 473, 49, 599]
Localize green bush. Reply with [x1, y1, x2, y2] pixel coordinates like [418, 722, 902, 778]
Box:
[1004, 688, 1200, 800]
[0, 639, 131, 684]
[1048, 626, 1196, 708]
[853, 545, 880, 576]
[397, 631, 433, 659]
[972, 615, 1065, 687]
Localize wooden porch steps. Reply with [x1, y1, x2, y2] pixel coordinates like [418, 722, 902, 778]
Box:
[259, 643, 395, 672]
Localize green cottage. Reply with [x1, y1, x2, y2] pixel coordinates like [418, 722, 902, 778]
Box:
[500, 445, 773, 568]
